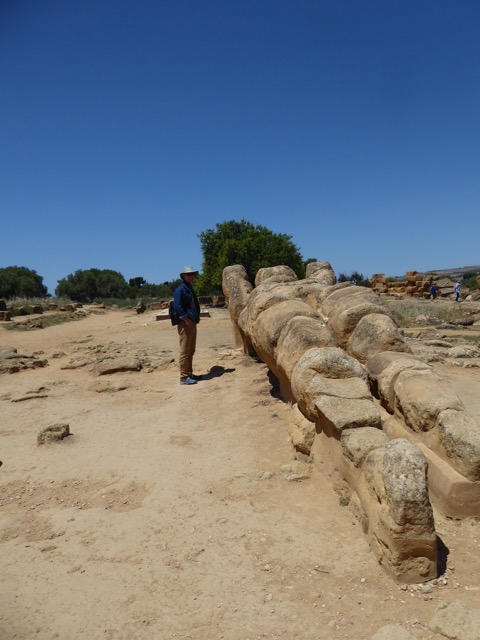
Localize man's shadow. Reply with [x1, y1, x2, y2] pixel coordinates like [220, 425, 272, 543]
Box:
[201, 365, 236, 380]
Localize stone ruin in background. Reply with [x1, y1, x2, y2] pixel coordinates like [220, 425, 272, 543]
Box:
[222, 262, 480, 584]
[371, 270, 480, 299]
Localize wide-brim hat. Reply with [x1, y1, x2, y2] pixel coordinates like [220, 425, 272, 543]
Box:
[180, 265, 199, 276]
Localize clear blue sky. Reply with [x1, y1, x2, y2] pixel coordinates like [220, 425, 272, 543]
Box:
[1, 0, 479, 295]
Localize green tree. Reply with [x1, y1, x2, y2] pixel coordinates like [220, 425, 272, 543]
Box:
[55, 268, 129, 302]
[0, 266, 48, 298]
[129, 277, 146, 288]
[198, 219, 305, 293]
[337, 271, 370, 287]
[132, 280, 181, 298]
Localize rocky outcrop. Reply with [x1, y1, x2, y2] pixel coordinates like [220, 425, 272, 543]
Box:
[0, 347, 48, 373]
[223, 261, 480, 582]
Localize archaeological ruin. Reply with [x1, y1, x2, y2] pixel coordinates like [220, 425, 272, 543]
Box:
[222, 262, 480, 584]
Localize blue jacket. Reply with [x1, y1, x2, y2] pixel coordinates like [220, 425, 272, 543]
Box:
[173, 280, 200, 323]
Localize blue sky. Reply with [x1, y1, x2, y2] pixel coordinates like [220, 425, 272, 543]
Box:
[1, 0, 479, 295]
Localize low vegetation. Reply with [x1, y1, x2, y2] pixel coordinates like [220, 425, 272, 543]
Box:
[385, 299, 478, 327]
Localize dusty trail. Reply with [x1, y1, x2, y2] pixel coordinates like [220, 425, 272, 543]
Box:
[1, 308, 480, 640]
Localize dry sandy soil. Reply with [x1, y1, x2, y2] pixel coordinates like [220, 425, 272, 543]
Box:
[1, 305, 480, 640]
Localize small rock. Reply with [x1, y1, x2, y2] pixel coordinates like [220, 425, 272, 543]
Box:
[37, 423, 70, 445]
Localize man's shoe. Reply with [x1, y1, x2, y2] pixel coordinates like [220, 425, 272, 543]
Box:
[180, 376, 197, 385]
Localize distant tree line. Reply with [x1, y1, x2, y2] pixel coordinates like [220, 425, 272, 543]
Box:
[0, 266, 181, 302]
[2, 220, 396, 301]
[337, 271, 370, 287]
[55, 269, 181, 302]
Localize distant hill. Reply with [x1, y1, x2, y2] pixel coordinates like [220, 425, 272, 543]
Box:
[419, 265, 480, 278]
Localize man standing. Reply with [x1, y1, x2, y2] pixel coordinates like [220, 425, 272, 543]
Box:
[455, 281, 461, 302]
[173, 266, 201, 385]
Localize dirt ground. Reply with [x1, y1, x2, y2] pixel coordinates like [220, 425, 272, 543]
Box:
[1, 306, 480, 640]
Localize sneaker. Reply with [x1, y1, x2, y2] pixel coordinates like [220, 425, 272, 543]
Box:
[180, 376, 197, 385]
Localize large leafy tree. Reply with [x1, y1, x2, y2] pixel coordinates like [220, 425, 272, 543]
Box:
[0, 266, 48, 298]
[198, 219, 305, 293]
[55, 268, 129, 301]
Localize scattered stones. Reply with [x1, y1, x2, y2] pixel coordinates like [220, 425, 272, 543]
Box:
[0, 347, 48, 374]
[37, 423, 70, 445]
[60, 342, 174, 374]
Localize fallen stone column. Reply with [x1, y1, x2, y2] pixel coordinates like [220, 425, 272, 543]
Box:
[223, 263, 439, 582]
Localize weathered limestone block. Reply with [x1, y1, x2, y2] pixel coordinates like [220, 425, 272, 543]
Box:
[288, 404, 316, 455]
[250, 299, 319, 373]
[291, 347, 381, 430]
[276, 315, 336, 380]
[362, 447, 387, 503]
[347, 313, 409, 364]
[429, 599, 480, 640]
[238, 287, 289, 333]
[383, 439, 434, 528]
[94, 357, 142, 375]
[222, 265, 253, 323]
[437, 410, 480, 481]
[254, 265, 297, 287]
[366, 351, 431, 413]
[259, 280, 327, 315]
[315, 396, 382, 434]
[377, 440, 437, 582]
[383, 415, 480, 518]
[305, 260, 336, 285]
[393, 369, 464, 432]
[341, 427, 389, 468]
[322, 285, 392, 347]
[313, 428, 436, 582]
[222, 265, 253, 350]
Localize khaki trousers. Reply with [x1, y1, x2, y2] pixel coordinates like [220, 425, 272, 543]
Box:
[177, 321, 197, 380]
